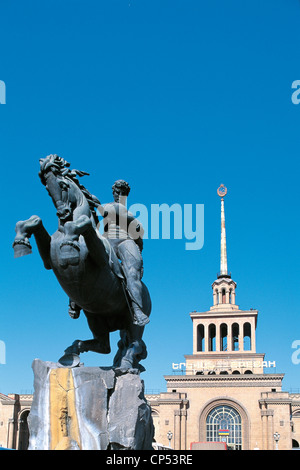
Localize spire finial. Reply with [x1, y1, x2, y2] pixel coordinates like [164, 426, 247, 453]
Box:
[217, 183, 227, 199]
[217, 184, 228, 277]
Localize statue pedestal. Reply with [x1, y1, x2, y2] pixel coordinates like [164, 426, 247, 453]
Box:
[28, 359, 154, 450]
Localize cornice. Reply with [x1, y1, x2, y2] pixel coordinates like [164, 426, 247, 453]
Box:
[0, 395, 16, 405]
[147, 398, 186, 406]
[163, 373, 284, 388]
[259, 398, 292, 406]
[190, 309, 258, 318]
[211, 280, 237, 289]
[184, 352, 265, 360]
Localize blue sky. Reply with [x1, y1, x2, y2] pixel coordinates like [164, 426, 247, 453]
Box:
[0, 0, 300, 394]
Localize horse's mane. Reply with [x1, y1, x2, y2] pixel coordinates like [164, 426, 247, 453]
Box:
[39, 154, 101, 225]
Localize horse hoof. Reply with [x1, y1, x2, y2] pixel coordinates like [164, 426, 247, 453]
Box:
[13, 240, 32, 258]
[114, 366, 130, 376]
[114, 366, 140, 376]
[58, 353, 81, 368]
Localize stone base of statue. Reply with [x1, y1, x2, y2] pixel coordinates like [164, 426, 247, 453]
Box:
[27, 359, 154, 450]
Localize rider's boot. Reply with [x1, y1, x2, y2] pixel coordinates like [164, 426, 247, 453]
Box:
[131, 302, 150, 327]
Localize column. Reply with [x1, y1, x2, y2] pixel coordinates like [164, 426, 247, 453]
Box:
[239, 323, 244, 352]
[216, 324, 220, 352]
[251, 320, 256, 352]
[227, 322, 232, 352]
[261, 409, 274, 450]
[204, 324, 209, 352]
[7, 418, 15, 449]
[193, 322, 197, 354]
[174, 410, 181, 450]
[261, 411, 267, 450]
[180, 410, 187, 450]
[267, 411, 274, 450]
[225, 289, 230, 304]
[213, 289, 217, 306]
[17, 417, 22, 450]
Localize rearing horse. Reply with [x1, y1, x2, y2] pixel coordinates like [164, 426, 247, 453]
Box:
[13, 154, 151, 373]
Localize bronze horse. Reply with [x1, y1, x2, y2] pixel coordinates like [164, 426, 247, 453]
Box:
[13, 155, 151, 373]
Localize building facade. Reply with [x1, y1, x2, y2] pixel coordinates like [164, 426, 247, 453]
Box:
[147, 186, 300, 450]
[0, 393, 31, 449]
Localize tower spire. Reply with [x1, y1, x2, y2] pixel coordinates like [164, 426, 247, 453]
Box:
[217, 184, 229, 278]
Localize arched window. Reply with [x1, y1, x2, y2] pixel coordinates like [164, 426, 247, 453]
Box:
[220, 323, 227, 351]
[206, 405, 242, 450]
[243, 323, 251, 351]
[208, 324, 216, 351]
[232, 323, 239, 351]
[197, 324, 204, 352]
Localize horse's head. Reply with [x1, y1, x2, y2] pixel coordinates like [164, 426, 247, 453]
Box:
[39, 154, 70, 183]
[39, 154, 100, 225]
[39, 154, 74, 222]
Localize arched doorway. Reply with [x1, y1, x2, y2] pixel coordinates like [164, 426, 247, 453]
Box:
[199, 398, 250, 450]
[18, 410, 30, 450]
[292, 439, 299, 448]
[206, 405, 242, 450]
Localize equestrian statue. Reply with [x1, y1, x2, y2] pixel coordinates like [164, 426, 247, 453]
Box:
[13, 154, 151, 374]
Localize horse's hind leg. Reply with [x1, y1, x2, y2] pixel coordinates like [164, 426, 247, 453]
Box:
[113, 325, 148, 374]
[113, 285, 151, 373]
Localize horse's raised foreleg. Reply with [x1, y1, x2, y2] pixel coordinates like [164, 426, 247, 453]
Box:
[13, 216, 51, 269]
[63, 215, 107, 267]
